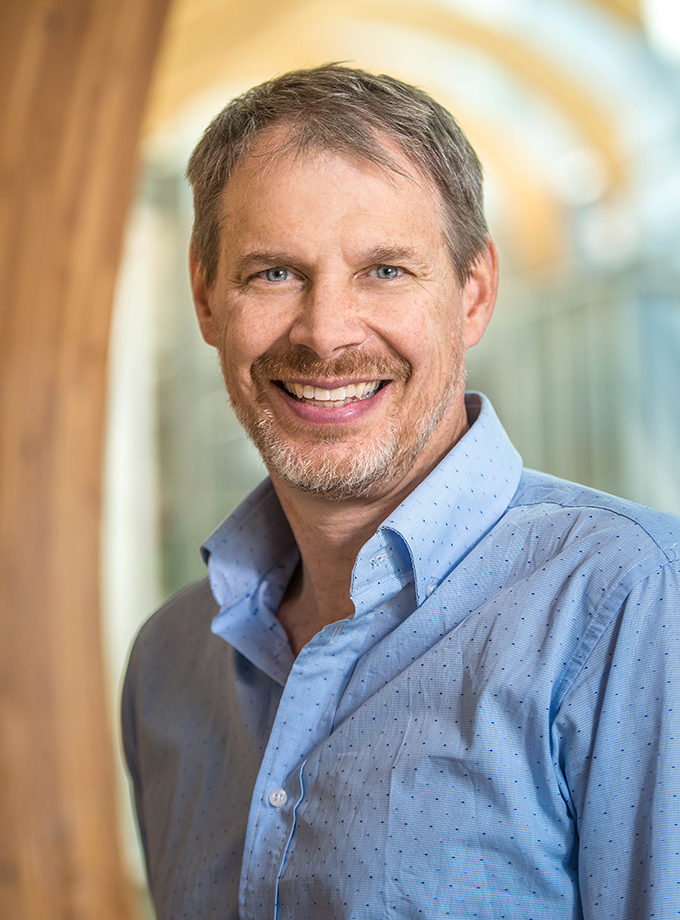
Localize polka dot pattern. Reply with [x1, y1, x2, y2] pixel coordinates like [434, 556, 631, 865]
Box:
[123, 394, 680, 919]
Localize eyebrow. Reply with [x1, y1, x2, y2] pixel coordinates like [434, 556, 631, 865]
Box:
[362, 244, 425, 267]
[232, 251, 296, 275]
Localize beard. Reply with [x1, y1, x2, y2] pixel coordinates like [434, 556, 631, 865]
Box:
[221, 344, 464, 501]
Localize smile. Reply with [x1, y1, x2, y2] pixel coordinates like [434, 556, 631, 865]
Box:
[278, 380, 384, 407]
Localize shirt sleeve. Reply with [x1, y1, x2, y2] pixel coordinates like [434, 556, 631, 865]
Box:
[553, 561, 680, 919]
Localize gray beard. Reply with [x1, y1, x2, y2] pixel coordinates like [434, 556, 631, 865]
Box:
[232, 386, 455, 501]
[220, 338, 464, 500]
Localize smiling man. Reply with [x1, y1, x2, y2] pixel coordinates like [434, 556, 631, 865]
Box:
[122, 66, 680, 919]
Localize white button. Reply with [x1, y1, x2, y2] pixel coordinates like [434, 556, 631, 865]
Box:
[268, 788, 287, 808]
[425, 579, 437, 597]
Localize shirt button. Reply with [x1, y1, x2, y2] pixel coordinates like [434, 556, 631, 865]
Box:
[425, 579, 437, 597]
[268, 788, 287, 808]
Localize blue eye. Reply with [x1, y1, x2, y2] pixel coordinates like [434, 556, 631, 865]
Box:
[265, 267, 288, 282]
[376, 265, 400, 279]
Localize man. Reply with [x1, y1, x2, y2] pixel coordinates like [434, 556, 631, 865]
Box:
[122, 65, 680, 919]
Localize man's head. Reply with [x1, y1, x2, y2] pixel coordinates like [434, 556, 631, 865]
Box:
[188, 66, 497, 502]
[187, 64, 489, 290]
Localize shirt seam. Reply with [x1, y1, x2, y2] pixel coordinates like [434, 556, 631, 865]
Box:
[514, 491, 679, 564]
[549, 549, 672, 816]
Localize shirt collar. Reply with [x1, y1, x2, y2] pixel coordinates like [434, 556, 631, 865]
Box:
[352, 393, 523, 608]
[202, 478, 299, 683]
[202, 476, 298, 611]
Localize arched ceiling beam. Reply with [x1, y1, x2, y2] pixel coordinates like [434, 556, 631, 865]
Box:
[144, 0, 309, 135]
[335, 0, 626, 193]
[591, 0, 641, 26]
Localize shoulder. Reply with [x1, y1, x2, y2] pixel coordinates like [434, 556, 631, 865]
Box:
[123, 577, 225, 701]
[470, 469, 680, 637]
[131, 576, 219, 651]
[121, 578, 239, 767]
[510, 468, 680, 565]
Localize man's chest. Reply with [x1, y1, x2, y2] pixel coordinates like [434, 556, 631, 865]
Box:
[140, 584, 588, 920]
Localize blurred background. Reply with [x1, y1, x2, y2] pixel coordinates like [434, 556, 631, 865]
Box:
[0, 0, 680, 920]
[106, 2, 680, 905]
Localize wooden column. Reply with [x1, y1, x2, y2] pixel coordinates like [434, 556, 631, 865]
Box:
[0, 0, 169, 917]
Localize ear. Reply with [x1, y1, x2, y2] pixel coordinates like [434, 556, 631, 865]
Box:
[190, 245, 218, 347]
[462, 240, 498, 349]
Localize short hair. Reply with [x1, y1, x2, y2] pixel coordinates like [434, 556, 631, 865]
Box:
[186, 64, 489, 287]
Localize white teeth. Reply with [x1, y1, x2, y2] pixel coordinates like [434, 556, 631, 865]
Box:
[282, 380, 381, 404]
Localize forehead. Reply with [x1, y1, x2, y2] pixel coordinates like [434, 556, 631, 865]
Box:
[219, 126, 448, 248]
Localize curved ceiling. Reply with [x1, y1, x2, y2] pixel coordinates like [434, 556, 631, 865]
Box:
[141, 0, 659, 273]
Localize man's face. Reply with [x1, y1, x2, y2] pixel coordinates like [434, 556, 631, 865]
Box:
[192, 130, 497, 501]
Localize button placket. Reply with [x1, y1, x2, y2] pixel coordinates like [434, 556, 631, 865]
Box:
[240, 614, 374, 920]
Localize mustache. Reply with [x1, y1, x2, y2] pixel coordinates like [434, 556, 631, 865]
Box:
[251, 347, 412, 384]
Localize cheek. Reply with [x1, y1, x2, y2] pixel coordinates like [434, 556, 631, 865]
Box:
[216, 308, 267, 369]
[389, 312, 462, 383]
[228, 299, 293, 353]
[211, 321, 254, 395]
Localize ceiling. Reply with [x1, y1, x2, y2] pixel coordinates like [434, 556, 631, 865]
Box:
[140, 0, 674, 274]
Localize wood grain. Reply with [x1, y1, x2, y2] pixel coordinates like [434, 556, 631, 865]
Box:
[0, 0, 169, 916]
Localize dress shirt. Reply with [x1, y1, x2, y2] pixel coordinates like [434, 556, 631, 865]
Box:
[122, 393, 680, 920]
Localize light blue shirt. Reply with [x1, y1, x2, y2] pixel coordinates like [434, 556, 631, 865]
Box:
[123, 393, 680, 919]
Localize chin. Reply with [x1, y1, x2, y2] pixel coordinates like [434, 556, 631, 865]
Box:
[242, 406, 445, 501]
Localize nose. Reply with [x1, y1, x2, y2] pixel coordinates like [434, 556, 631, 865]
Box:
[288, 274, 368, 359]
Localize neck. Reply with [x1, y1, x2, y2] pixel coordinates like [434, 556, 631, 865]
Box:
[272, 413, 469, 654]
[272, 483, 393, 654]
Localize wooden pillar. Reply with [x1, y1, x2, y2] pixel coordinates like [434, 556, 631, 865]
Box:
[0, 0, 170, 917]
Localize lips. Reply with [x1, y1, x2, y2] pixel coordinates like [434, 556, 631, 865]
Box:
[280, 380, 382, 407]
[251, 347, 412, 413]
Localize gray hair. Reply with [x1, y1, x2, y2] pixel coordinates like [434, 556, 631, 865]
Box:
[187, 64, 489, 287]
